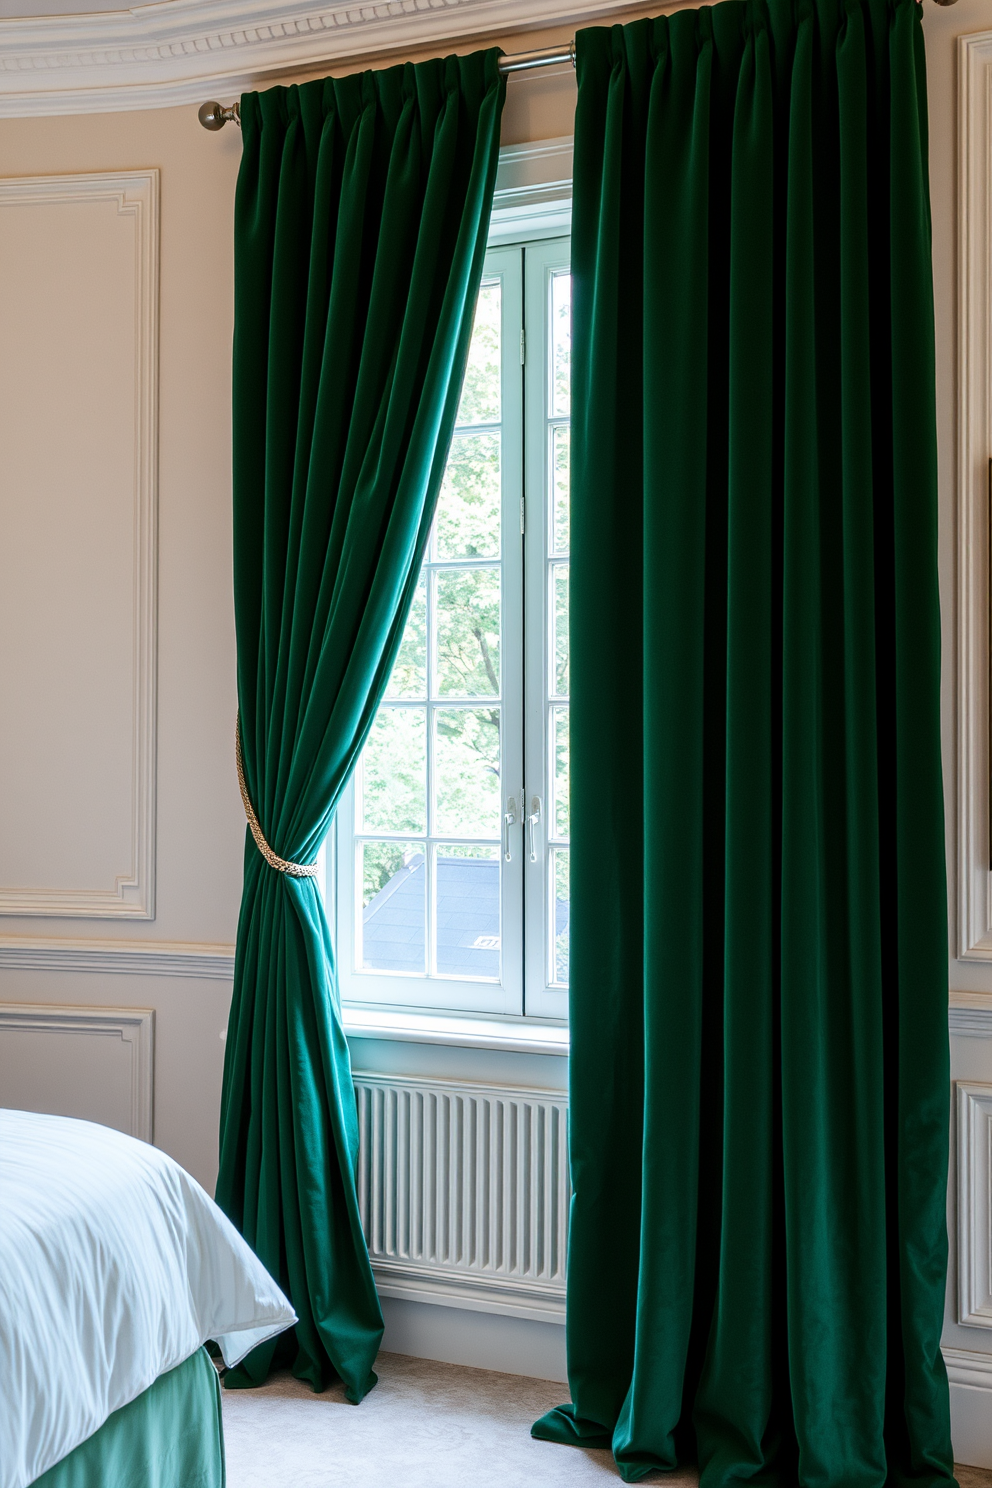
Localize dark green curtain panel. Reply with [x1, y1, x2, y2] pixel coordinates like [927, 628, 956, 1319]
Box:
[533, 2, 952, 1483]
[215, 52, 504, 1401]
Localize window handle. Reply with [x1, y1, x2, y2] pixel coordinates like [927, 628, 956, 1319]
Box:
[526, 796, 542, 862]
[503, 796, 519, 863]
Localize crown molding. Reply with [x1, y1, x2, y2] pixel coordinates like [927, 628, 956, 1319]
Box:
[0, 0, 630, 118]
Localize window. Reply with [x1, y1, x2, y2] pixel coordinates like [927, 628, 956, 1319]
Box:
[334, 236, 570, 1021]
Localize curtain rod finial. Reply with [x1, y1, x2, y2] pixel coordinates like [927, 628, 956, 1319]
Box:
[199, 100, 240, 130]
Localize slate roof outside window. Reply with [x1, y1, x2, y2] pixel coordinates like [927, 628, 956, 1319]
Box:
[362, 853, 500, 979]
[362, 852, 570, 983]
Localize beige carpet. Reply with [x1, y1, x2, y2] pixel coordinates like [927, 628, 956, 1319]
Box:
[220, 1351, 688, 1487]
[221, 1352, 992, 1488]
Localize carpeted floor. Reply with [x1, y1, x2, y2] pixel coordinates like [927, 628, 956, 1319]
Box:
[220, 1351, 992, 1488]
[221, 1351, 686, 1487]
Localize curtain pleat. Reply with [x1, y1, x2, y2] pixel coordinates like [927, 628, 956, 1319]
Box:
[215, 52, 505, 1401]
[533, 3, 952, 1482]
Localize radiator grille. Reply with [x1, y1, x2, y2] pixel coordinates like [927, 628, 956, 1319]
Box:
[354, 1072, 569, 1319]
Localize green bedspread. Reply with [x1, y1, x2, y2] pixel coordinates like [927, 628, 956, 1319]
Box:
[30, 1347, 224, 1488]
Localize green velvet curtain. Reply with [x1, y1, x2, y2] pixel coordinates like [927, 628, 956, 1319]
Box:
[215, 53, 504, 1402]
[533, 2, 953, 1483]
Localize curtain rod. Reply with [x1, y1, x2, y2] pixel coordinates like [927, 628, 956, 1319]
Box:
[198, 40, 576, 128]
[198, 0, 959, 132]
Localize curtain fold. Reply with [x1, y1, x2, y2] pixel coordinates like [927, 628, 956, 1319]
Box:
[532, 2, 953, 1482]
[215, 51, 505, 1401]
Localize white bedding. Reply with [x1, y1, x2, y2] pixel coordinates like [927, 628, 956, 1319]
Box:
[0, 1109, 296, 1488]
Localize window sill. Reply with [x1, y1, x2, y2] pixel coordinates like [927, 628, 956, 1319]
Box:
[341, 1004, 569, 1056]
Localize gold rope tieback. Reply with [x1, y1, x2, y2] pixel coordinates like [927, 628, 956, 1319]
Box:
[235, 716, 319, 879]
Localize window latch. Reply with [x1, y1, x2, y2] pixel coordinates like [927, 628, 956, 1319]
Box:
[503, 796, 519, 862]
[526, 796, 542, 862]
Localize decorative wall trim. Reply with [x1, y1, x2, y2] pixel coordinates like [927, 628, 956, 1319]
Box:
[354, 1071, 569, 1323]
[0, 0, 613, 118]
[957, 31, 992, 959]
[944, 1345, 992, 1391]
[957, 1080, 992, 1329]
[0, 170, 159, 920]
[0, 1002, 154, 1141]
[0, 936, 234, 979]
[950, 993, 992, 1038]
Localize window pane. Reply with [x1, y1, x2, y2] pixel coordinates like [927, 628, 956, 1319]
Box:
[457, 280, 501, 427]
[358, 708, 426, 833]
[553, 706, 569, 838]
[551, 272, 570, 418]
[435, 843, 500, 980]
[384, 575, 426, 699]
[435, 567, 500, 698]
[433, 434, 501, 561]
[552, 564, 569, 698]
[552, 426, 569, 555]
[360, 841, 425, 973]
[552, 847, 569, 985]
[434, 707, 501, 836]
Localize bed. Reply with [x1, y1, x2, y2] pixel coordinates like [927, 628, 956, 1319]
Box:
[0, 1109, 296, 1488]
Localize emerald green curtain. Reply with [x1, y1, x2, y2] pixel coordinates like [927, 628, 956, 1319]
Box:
[215, 52, 504, 1402]
[533, 2, 953, 1483]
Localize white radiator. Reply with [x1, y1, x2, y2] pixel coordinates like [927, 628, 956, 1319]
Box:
[353, 1072, 569, 1322]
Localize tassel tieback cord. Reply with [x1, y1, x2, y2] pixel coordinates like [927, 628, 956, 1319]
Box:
[235, 716, 319, 879]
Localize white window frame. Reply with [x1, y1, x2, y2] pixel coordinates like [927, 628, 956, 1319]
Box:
[332, 139, 572, 1026]
[523, 236, 571, 1022]
[336, 247, 524, 1016]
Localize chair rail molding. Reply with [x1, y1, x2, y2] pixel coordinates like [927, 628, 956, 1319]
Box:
[957, 31, 992, 959]
[950, 991, 992, 1038]
[0, 170, 158, 920]
[0, 936, 233, 979]
[0, 1002, 154, 1142]
[957, 1080, 992, 1329]
[0, 0, 603, 117]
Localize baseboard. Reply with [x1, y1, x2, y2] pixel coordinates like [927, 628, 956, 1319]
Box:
[379, 1319, 991, 1447]
[944, 1347, 992, 1469]
[379, 1296, 567, 1385]
[373, 1265, 565, 1324]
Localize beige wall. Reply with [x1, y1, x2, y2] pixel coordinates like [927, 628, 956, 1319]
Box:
[0, 23, 591, 1196]
[1, 0, 991, 1398]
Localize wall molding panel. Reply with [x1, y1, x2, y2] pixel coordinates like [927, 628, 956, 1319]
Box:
[0, 1002, 154, 1142]
[354, 1071, 569, 1324]
[0, 170, 158, 920]
[957, 1080, 992, 1330]
[956, 31, 992, 959]
[0, 0, 608, 117]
